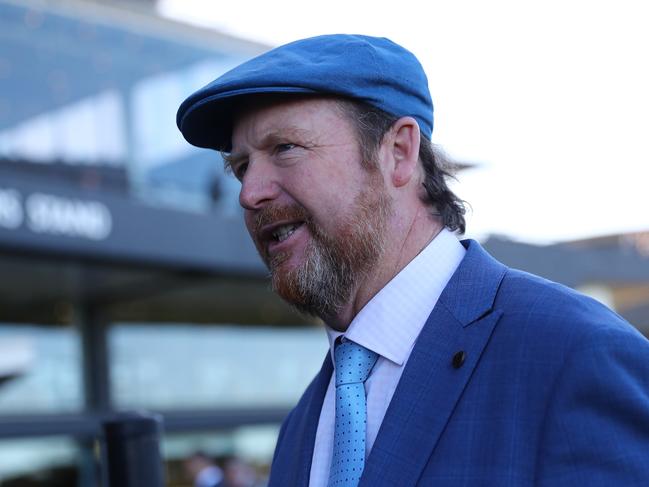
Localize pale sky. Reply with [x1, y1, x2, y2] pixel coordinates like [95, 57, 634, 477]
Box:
[159, 0, 649, 243]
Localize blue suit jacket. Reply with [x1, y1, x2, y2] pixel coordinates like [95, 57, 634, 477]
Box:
[268, 240, 649, 486]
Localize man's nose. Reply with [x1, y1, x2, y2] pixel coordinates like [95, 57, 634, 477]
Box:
[238, 160, 280, 210]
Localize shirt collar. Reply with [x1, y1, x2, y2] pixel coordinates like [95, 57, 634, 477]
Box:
[326, 228, 466, 366]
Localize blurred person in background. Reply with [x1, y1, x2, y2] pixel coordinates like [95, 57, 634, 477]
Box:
[183, 451, 224, 487]
[177, 34, 649, 486]
[220, 455, 262, 487]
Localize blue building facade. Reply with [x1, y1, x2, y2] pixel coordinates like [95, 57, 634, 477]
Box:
[0, 1, 326, 484]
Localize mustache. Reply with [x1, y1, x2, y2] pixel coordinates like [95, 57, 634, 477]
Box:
[252, 204, 311, 235]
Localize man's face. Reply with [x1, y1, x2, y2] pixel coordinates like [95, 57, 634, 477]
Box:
[228, 97, 392, 319]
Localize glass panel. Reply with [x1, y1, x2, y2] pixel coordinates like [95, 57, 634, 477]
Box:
[163, 425, 279, 487]
[0, 436, 81, 486]
[0, 324, 82, 414]
[110, 324, 328, 410]
[0, 1, 252, 216]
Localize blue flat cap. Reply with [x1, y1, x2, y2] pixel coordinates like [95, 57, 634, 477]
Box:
[176, 34, 434, 152]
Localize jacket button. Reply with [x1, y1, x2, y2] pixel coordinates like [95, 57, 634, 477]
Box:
[452, 351, 466, 369]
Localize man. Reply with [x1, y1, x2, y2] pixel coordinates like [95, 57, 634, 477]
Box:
[177, 35, 649, 486]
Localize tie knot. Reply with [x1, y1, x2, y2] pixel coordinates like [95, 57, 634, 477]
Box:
[334, 339, 378, 387]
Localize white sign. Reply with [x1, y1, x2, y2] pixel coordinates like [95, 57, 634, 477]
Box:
[0, 188, 24, 229]
[0, 188, 112, 241]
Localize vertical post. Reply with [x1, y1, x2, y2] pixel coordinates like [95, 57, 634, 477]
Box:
[77, 301, 111, 412]
[102, 412, 165, 487]
[77, 437, 104, 487]
[75, 300, 112, 486]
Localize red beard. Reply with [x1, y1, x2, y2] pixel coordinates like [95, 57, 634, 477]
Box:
[249, 182, 392, 320]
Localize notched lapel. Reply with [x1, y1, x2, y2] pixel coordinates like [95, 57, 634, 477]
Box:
[275, 354, 332, 487]
[360, 240, 507, 486]
[360, 307, 503, 486]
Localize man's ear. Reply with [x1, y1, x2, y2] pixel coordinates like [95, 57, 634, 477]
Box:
[383, 116, 420, 188]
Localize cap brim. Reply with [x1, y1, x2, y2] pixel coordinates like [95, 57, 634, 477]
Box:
[177, 86, 320, 152]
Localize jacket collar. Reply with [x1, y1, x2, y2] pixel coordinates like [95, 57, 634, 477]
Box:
[439, 239, 508, 325]
[360, 239, 507, 486]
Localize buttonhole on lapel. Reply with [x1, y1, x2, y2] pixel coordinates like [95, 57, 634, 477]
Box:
[452, 351, 466, 369]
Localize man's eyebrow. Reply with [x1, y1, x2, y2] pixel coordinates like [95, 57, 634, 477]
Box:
[269, 126, 311, 139]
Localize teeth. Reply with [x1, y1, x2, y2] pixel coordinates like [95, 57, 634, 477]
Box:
[273, 224, 299, 242]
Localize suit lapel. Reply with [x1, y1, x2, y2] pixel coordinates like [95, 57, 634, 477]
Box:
[293, 353, 333, 487]
[360, 240, 507, 486]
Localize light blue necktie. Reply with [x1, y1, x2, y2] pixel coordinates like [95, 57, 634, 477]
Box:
[328, 339, 378, 487]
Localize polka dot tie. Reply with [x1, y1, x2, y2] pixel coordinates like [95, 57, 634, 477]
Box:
[327, 339, 378, 487]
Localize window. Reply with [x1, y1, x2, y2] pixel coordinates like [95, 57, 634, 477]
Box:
[110, 324, 328, 410]
[0, 324, 82, 414]
[0, 436, 83, 486]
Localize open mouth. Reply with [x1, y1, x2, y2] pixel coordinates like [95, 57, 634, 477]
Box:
[271, 222, 304, 243]
[252, 205, 310, 256]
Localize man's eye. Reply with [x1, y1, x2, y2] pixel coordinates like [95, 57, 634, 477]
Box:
[233, 162, 248, 180]
[276, 143, 296, 153]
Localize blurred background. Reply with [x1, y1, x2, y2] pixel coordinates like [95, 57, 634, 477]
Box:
[0, 0, 647, 485]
